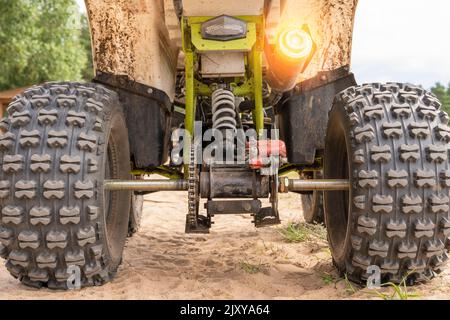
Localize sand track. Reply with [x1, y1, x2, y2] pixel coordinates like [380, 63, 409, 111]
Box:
[0, 192, 448, 300]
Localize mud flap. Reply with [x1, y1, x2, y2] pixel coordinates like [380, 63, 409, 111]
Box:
[94, 72, 172, 169]
[277, 66, 357, 164]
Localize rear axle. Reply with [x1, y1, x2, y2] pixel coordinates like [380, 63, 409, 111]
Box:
[103, 178, 350, 192]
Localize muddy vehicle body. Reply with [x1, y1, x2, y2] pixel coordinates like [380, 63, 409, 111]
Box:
[0, 0, 449, 289]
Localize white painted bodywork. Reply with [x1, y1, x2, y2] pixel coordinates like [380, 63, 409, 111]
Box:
[182, 0, 265, 17]
[85, 0, 180, 100]
[85, 0, 358, 99]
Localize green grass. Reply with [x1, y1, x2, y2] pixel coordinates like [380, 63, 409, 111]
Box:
[370, 271, 420, 300]
[372, 282, 420, 300]
[278, 222, 327, 243]
[320, 272, 359, 295]
[239, 261, 270, 274]
[344, 274, 357, 295]
[321, 272, 336, 285]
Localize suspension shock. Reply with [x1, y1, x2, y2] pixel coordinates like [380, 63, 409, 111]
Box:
[211, 88, 238, 163]
[211, 89, 237, 132]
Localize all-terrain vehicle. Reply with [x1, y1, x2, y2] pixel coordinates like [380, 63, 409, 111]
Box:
[0, 0, 449, 289]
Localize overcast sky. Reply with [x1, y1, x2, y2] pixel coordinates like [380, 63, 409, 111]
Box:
[76, 0, 450, 89]
[352, 0, 450, 89]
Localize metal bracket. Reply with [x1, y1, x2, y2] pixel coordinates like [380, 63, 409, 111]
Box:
[206, 199, 261, 215]
[185, 214, 211, 234]
[253, 207, 281, 228]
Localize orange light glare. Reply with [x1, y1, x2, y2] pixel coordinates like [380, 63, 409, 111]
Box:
[278, 28, 313, 60]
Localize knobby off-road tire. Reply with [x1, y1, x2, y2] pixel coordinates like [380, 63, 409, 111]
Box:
[0, 82, 131, 289]
[300, 172, 324, 224]
[324, 83, 450, 284]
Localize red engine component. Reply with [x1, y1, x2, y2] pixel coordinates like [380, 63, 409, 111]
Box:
[247, 140, 287, 169]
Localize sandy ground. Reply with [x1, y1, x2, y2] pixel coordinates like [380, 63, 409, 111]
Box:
[0, 191, 449, 300]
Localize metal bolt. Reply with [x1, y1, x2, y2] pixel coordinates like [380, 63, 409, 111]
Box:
[243, 203, 252, 212]
[147, 88, 154, 95]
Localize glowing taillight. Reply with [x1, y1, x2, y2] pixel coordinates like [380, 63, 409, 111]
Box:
[264, 25, 316, 92]
[277, 28, 313, 60]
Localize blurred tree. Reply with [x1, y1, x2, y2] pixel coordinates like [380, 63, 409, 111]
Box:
[0, 0, 91, 91]
[431, 82, 446, 99]
[431, 82, 450, 114]
[80, 14, 94, 81]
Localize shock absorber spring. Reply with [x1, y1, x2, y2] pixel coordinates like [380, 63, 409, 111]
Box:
[211, 89, 237, 132]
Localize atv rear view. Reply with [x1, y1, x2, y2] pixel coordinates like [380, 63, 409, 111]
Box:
[0, 0, 448, 289]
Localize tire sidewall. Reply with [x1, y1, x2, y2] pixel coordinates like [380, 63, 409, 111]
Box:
[301, 172, 324, 224]
[324, 100, 354, 269]
[99, 106, 131, 271]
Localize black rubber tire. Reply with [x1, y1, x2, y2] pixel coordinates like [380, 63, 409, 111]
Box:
[0, 82, 131, 289]
[324, 83, 450, 284]
[128, 192, 144, 237]
[300, 172, 324, 224]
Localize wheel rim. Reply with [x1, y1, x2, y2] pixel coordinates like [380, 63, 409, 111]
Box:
[105, 145, 112, 221]
[325, 116, 351, 260]
[103, 136, 122, 260]
[301, 171, 324, 223]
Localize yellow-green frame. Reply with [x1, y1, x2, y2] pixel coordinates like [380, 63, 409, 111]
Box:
[181, 15, 265, 175]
